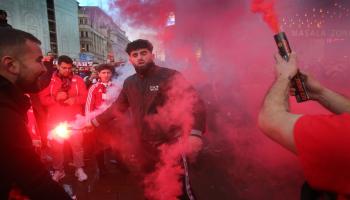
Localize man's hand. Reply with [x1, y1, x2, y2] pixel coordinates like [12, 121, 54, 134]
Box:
[63, 97, 75, 106]
[185, 136, 203, 163]
[290, 74, 325, 101]
[56, 91, 68, 101]
[274, 52, 298, 80]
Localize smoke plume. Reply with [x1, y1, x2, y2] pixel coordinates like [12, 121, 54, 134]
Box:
[251, 0, 280, 33]
[100, 0, 350, 199]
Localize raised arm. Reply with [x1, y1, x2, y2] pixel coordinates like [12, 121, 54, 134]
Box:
[258, 53, 302, 153]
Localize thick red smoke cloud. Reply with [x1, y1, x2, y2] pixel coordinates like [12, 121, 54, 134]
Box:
[107, 0, 350, 199]
[109, 1, 301, 199]
[143, 143, 184, 200]
[109, 0, 302, 199]
[112, 0, 174, 28]
[142, 74, 201, 199]
[251, 0, 280, 33]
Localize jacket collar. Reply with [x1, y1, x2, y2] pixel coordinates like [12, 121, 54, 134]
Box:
[136, 63, 157, 79]
[0, 75, 31, 113]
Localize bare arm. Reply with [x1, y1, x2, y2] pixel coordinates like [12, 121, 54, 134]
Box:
[288, 70, 350, 114]
[306, 76, 350, 114]
[258, 53, 302, 153]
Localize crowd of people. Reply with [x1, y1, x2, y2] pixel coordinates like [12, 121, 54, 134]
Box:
[0, 19, 206, 199]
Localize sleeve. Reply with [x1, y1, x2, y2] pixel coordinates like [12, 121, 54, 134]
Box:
[38, 83, 56, 106]
[0, 108, 71, 199]
[95, 81, 129, 126]
[294, 113, 350, 193]
[74, 77, 88, 105]
[191, 95, 207, 134]
[85, 85, 96, 115]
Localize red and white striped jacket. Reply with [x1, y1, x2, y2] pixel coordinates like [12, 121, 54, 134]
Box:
[85, 81, 119, 116]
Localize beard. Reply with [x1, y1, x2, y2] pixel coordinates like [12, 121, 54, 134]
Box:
[15, 59, 50, 93]
[15, 62, 44, 93]
[134, 61, 155, 75]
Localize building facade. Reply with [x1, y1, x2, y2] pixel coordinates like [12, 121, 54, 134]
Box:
[54, 0, 80, 59]
[79, 6, 129, 64]
[0, 0, 80, 60]
[0, 0, 51, 54]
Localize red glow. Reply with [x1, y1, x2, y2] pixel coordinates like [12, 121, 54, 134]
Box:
[51, 122, 71, 140]
[251, 0, 280, 33]
[112, 0, 174, 29]
[143, 74, 197, 199]
[105, 1, 350, 198]
[144, 143, 184, 200]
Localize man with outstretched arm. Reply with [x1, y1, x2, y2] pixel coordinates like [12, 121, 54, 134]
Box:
[90, 39, 206, 200]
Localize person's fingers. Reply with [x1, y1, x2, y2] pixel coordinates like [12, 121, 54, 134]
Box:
[274, 53, 284, 64]
[288, 52, 297, 65]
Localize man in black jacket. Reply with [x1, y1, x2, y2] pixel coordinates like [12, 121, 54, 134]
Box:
[0, 28, 71, 199]
[91, 39, 206, 200]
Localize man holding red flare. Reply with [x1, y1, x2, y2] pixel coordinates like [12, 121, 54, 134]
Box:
[39, 55, 88, 182]
[259, 52, 350, 198]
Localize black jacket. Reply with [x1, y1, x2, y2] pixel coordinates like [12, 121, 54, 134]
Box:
[96, 64, 206, 146]
[0, 21, 12, 28]
[0, 75, 71, 199]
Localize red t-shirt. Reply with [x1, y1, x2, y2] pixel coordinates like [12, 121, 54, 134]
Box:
[294, 113, 350, 194]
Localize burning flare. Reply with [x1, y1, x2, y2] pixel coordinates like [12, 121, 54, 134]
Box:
[48, 122, 72, 143]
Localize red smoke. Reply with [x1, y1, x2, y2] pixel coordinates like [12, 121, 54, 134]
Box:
[106, 0, 350, 199]
[107, 0, 303, 199]
[143, 74, 199, 199]
[112, 0, 174, 28]
[143, 143, 184, 200]
[108, 0, 299, 199]
[251, 0, 280, 33]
